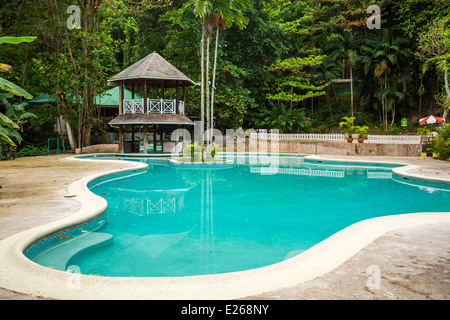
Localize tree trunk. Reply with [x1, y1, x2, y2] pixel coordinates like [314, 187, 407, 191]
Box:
[443, 69, 450, 122]
[350, 65, 354, 117]
[206, 34, 211, 143]
[391, 103, 396, 126]
[200, 23, 205, 145]
[332, 82, 339, 104]
[65, 118, 76, 152]
[381, 85, 385, 131]
[211, 27, 219, 140]
[77, 0, 101, 147]
[326, 86, 332, 117]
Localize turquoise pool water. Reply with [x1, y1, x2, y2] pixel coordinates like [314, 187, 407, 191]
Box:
[26, 155, 450, 277]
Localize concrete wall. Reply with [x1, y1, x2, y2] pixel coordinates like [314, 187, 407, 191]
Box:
[279, 140, 421, 157]
[221, 139, 422, 157]
[75, 144, 119, 154]
[76, 139, 422, 157]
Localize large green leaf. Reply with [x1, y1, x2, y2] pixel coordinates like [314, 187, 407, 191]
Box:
[0, 36, 36, 45]
[0, 112, 19, 129]
[0, 126, 17, 147]
[19, 112, 38, 121]
[0, 77, 33, 99]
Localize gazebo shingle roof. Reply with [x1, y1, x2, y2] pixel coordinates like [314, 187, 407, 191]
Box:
[108, 113, 194, 126]
[108, 52, 196, 88]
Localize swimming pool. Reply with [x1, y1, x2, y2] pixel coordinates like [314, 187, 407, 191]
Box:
[25, 154, 450, 277]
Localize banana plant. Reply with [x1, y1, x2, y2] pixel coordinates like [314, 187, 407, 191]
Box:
[0, 36, 35, 98]
[0, 111, 20, 146]
[0, 36, 36, 148]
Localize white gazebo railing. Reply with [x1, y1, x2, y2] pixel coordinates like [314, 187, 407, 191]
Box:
[123, 99, 185, 115]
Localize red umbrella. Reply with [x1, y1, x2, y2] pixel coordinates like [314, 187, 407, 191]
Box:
[419, 115, 445, 125]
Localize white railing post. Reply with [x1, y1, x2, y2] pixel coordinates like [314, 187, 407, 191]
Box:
[179, 101, 184, 114]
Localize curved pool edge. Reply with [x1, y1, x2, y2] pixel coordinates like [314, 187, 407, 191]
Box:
[0, 153, 449, 300]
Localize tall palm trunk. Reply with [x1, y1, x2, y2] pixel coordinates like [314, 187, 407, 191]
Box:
[350, 65, 354, 118]
[326, 86, 332, 117]
[444, 69, 450, 121]
[381, 83, 385, 131]
[205, 34, 211, 143]
[210, 27, 219, 141]
[200, 22, 205, 145]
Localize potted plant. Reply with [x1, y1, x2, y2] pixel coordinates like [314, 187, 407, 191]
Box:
[339, 116, 357, 143]
[355, 125, 369, 143]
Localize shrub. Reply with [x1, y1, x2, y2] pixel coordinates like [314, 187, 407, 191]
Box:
[339, 116, 357, 137]
[182, 142, 205, 162]
[428, 124, 450, 160]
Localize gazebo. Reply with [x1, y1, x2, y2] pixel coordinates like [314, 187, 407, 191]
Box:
[107, 52, 197, 153]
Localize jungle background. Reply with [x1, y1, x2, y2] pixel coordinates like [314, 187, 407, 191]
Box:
[1, 0, 449, 152]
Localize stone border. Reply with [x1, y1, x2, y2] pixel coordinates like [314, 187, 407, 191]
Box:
[0, 154, 449, 300]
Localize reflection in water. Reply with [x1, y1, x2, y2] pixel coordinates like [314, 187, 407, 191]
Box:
[88, 164, 221, 276]
[201, 172, 215, 274]
[123, 195, 182, 215]
[250, 166, 393, 180]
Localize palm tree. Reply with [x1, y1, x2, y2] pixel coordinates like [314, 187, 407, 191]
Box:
[180, 0, 250, 144]
[358, 29, 412, 130]
[422, 17, 450, 122]
[313, 55, 340, 116]
[209, 0, 249, 141]
[179, 0, 214, 145]
[424, 53, 450, 121]
[327, 31, 359, 118]
[416, 17, 450, 122]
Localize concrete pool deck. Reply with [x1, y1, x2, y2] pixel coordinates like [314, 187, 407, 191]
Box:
[0, 154, 449, 300]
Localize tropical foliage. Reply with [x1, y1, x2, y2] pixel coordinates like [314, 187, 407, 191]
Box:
[0, 35, 36, 156]
[1, 0, 450, 152]
[428, 124, 450, 160]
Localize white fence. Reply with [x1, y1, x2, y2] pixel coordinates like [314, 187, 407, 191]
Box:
[365, 135, 422, 143]
[123, 99, 184, 115]
[250, 132, 344, 141]
[249, 132, 427, 144]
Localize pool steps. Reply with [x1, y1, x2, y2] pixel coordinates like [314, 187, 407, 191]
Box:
[32, 232, 113, 271]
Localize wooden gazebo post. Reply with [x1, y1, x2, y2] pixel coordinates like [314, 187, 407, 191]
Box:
[176, 80, 180, 114]
[131, 80, 135, 152]
[143, 125, 148, 154]
[153, 126, 157, 154]
[118, 80, 124, 153]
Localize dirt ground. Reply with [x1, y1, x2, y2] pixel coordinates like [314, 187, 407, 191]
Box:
[0, 154, 449, 300]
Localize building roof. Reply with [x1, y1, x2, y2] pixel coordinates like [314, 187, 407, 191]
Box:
[28, 93, 57, 104]
[95, 87, 141, 107]
[109, 113, 194, 126]
[28, 93, 79, 105]
[29, 88, 140, 107]
[107, 52, 197, 88]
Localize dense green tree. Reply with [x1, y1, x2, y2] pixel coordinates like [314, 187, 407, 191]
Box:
[357, 28, 414, 129]
[2, 0, 450, 140]
[420, 18, 450, 121]
[326, 31, 360, 117]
